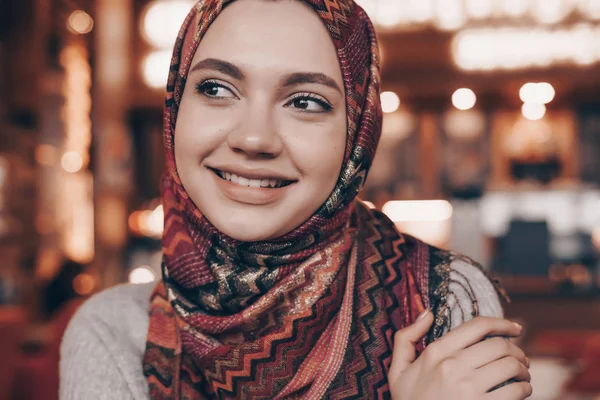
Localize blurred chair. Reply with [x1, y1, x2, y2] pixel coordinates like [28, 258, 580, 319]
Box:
[11, 298, 83, 400]
[530, 330, 600, 394]
[0, 306, 26, 400]
[497, 220, 553, 276]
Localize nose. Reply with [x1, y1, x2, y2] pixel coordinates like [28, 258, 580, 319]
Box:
[226, 104, 283, 158]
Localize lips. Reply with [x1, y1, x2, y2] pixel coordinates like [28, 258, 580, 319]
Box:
[211, 168, 295, 189]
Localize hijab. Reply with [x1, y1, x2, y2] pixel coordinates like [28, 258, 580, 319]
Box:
[143, 0, 459, 397]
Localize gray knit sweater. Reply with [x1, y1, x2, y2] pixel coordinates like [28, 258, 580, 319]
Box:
[59, 259, 503, 400]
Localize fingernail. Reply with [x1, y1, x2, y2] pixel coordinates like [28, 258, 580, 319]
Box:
[513, 322, 523, 331]
[417, 308, 430, 321]
[525, 357, 530, 368]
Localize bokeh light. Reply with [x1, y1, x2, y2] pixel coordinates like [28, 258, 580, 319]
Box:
[68, 10, 94, 35]
[129, 266, 156, 284]
[61, 151, 84, 173]
[452, 88, 477, 110]
[522, 103, 547, 120]
[380, 91, 401, 113]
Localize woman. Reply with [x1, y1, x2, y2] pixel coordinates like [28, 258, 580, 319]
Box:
[60, 0, 532, 399]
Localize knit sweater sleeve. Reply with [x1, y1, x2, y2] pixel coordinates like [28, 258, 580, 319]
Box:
[59, 283, 154, 400]
[60, 311, 135, 400]
[447, 258, 504, 330]
[426, 252, 506, 341]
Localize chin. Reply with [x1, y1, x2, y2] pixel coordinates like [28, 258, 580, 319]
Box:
[212, 214, 286, 243]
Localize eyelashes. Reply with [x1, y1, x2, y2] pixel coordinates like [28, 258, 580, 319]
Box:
[195, 79, 237, 99]
[194, 79, 334, 113]
[285, 92, 333, 113]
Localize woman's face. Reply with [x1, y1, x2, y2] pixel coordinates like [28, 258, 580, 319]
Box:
[175, 0, 347, 242]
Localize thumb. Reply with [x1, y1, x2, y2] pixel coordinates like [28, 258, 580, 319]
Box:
[389, 309, 434, 379]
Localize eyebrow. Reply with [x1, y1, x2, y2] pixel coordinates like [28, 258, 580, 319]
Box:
[190, 58, 245, 80]
[190, 58, 343, 94]
[280, 73, 343, 95]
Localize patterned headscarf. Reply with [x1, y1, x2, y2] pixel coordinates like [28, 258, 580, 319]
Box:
[143, 1, 433, 398]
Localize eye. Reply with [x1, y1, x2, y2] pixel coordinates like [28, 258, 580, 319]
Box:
[285, 93, 333, 113]
[195, 79, 237, 99]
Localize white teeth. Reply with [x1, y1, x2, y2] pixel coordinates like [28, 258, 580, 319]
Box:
[218, 170, 288, 188]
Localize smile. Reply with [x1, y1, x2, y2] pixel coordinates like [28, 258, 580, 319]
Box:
[212, 169, 295, 189]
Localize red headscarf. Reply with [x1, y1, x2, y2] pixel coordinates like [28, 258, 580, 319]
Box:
[143, 1, 433, 398]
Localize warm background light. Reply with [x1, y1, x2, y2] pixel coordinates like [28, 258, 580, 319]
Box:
[382, 200, 454, 222]
[520, 82, 556, 104]
[452, 88, 477, 110]
[452, 25, 600, 71]
[67, 10, 94, 35]
[73, 273, 96, 296]
[142, 50, 171, 89]
[35, 144, 58, 166]
[380, 91, 401, 113]
[382, 200, 454, 247]
[129, 266, 156, 284]
[521, 103, 547, 120]
[362, 201, 376, 209]
[61, 151, 84, 173]
[141, 0, 195, 48]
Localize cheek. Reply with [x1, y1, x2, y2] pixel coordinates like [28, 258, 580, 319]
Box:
[174, 98, 234, 165]
[284, 116, 346, 183]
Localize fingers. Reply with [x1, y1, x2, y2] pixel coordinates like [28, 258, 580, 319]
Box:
[476, 356, 531, 393]
[485, 381, 533, 400]
[388, 310, 434, 380]
[424, 317, 522, 363]
[457, 336, 529, 370]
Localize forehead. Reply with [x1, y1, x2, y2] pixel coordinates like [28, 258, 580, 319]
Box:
[192, 0, 342, 79]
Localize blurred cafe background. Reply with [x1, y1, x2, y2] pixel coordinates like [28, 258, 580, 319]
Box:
[1, 0, 600, 398]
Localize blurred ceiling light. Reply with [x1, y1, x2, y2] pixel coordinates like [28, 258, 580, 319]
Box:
[583, 0, 600, 19]
[406, 0, 435, 23]
[453, 25, 600, 71]
[500, 0, 529, 17]
[382, 200, 454, 222]
[142, 50, 172, 89]
[357, 0, 600, 30]
[537, 82, 556, 103]
[532, 0, 571, 24]
[73, 273, 96, 296]
[129, 266, 156, 284]
[35, 144, 57, 166]
[433, 0, 466, 30]
[519, 82, 556, 104]
[375, 0, 406, 27]
[380, 91, 401, 113]
[142, 0, 194, 48]
[61, 151, 84, 173]
[522, 103, 547, 120]
[68, 10, 94, 35]
[465, 0, 493, 19]
[451, 88, 477, 110]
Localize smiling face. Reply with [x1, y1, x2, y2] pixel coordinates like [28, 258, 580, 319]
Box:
[174, 0, 347, 242]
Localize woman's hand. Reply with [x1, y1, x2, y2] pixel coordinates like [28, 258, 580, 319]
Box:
[388, 311, 532, 400]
